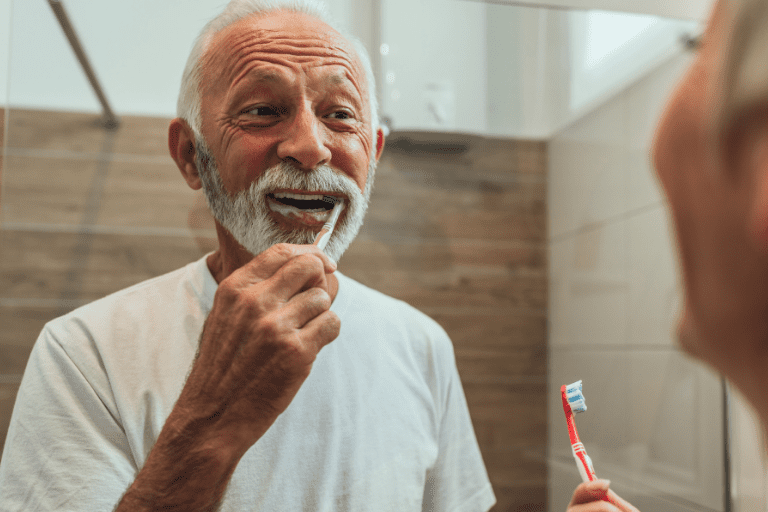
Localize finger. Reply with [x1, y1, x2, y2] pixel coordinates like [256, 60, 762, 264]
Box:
[282, 287, 334, 329]
[569, 480, 640, 512]
[569, 480, 612, 506]
[245, 243, 336, 283]
[605, 489, 640, 512]
[568, 504, 617, 512]
[265, 253, 328, 302]
[298, 310, 341, 352]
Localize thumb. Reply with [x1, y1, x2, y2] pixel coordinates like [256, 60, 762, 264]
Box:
[569, 479, 611, 505]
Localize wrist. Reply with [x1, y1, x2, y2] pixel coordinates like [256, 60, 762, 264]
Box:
[115, 413, 248, 512]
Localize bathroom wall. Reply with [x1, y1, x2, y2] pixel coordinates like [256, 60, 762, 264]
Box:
[547, 49, 729, 510]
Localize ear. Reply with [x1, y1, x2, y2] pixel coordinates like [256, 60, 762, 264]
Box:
[169, 118, 202, 190]
[374, 126, 385, 162]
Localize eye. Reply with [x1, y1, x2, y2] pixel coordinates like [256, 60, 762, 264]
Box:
[326, 110, 354, 120]
[244, 105, 281, 117]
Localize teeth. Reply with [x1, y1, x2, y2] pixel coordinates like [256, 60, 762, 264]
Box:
[267, 197, 334, 222]
[272, 192, 327, 201]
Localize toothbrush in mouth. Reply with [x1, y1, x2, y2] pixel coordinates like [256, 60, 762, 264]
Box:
[561, 380, 601, 484]
[313, 197, 344, 252]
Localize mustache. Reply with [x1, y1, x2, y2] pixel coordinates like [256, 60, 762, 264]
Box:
[254, 161, 359, 199]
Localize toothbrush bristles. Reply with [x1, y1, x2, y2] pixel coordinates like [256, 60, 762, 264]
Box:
[322, 195, 337, 204]
[565, 380, 587, 413]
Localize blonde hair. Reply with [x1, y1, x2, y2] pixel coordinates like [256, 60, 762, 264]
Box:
[716, 0, 768, 145]
[177, 0, 379, 141]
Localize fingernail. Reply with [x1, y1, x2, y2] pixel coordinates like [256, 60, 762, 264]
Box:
[595, 479, 610, 491]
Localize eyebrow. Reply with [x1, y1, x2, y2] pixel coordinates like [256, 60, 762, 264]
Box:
[249, 69, 285, 84]
[324, 72, 347, 86]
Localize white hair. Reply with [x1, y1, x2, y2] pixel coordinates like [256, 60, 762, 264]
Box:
[177, 0, 379, 142]
[715, 0, 768, 145]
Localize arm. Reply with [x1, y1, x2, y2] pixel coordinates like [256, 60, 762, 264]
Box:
[567, 480, 639, 512]
[115, 244, 340, 511]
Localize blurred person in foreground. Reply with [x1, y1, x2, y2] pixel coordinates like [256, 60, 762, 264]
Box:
[570, 0, 768, 509]
[0, 1, 498, 510]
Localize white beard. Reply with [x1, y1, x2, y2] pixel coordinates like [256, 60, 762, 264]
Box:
[195, 138, 375, 263]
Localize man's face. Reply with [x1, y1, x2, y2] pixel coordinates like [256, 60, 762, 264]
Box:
[652, 0, 768, 369]
[195, 10, 378, 260]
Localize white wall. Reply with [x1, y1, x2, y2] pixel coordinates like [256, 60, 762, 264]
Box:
[4, 0, 376, 117]
[379, 0, 488, 133]
[547, 49, 729, 511]
[0, 0, 10, 108]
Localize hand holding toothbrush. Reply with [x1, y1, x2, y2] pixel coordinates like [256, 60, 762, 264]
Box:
[562, 381, 640, 511]
[567, 480, 639, 512]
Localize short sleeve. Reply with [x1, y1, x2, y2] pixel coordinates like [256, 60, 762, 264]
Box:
[421, 326, 496, 512]
[0, 325, 137, 511]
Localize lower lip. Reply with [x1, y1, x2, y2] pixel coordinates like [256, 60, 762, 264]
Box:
[266, 196, 334, 227]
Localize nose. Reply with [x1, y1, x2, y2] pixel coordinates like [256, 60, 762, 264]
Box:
[277, 104, 332, 170]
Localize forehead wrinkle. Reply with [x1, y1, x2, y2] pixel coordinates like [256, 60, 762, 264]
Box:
[226, 39, 358, 78]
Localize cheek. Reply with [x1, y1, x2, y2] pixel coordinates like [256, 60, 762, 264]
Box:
[220, 136, 274, 191]
[330, 135, 371, 192]
[652, 68, 707, 191]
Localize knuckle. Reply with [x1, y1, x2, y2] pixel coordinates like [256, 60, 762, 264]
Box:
[307, 287, 332, 308]
[270, 243, 295, 260]
[323, 311, 341, 338]
[258, 314, 284, 339]
[295, 252, 324, 270]
[244, 290, 273, 317]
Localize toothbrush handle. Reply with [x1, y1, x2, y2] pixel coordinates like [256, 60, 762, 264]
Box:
[571, 442, 597, 482]
[313, 228, 333, 251]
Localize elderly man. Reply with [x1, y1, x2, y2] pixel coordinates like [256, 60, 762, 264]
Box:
[0, 1, 496, 510]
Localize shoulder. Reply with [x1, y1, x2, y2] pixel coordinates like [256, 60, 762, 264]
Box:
[41, 257, 210, 361]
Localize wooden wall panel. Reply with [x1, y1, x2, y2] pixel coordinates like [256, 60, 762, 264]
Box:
[0, 111, 548, 510]
[341, 132, 549, 511]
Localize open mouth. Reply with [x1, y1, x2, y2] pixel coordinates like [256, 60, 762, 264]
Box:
[267, 192, 336, 212]
[266, 191, 341, 225]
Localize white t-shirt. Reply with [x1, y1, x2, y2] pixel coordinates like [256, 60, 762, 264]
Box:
[0, 255, 496, 512]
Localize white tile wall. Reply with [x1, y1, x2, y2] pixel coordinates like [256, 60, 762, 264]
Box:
[625, 54, 695, 212]
[626, 207, 681, 347]
[548, 49, 729, 511]
[548, 95, 628, 239]
[730, 388, 768, 512]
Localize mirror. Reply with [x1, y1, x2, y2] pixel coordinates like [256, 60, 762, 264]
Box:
[0, 1, 744, 511]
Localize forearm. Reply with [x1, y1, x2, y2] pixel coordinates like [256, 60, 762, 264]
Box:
[114, 418, 246, 512]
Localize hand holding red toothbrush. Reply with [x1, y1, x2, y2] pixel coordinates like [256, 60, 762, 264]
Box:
[567, 480, 639, 512]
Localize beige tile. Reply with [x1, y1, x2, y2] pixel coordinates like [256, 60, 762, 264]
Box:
[481, 447, 546, 487]
[456, 347, 546, 383]
[96, 160, 204, 230]
[627, 207, 680, 347]
[78, 233, 213, 300]
[0, 229, 212, 301]
[0, 230, 81, 299]
[340, 265, 546, 311]
[7, 109, 172, 157]
[2, 155, 99, 225]
[490, 484, 545, 512]
[427, 310, 546, 352]
[548, 95, 629, 238]
[0, 304, 60, 374]
[465, 381, 547, 446]
[437, 209, 545, 242]
[0, 382, 21, 460]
